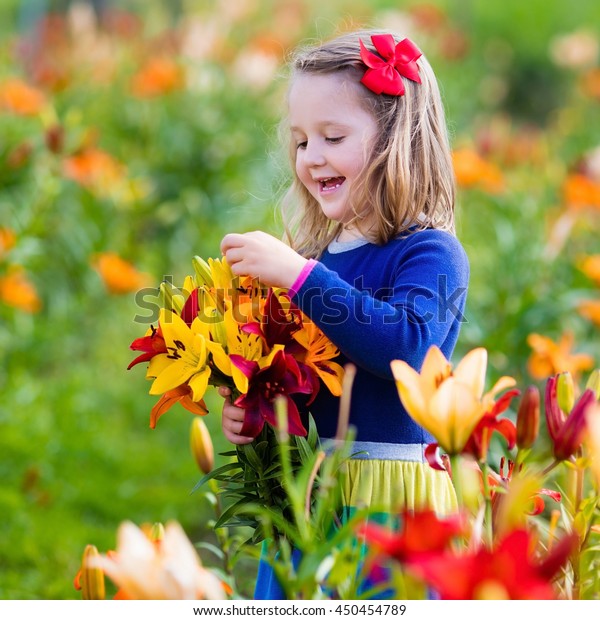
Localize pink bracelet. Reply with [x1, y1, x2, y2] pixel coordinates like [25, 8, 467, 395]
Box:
[288, 259, 318, 296]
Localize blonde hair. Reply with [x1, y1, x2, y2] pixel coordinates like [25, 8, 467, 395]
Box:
[280, 30, 456, 259]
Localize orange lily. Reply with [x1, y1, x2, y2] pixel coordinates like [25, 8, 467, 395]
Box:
[562, 173, 600, 210]
[93, 252, 149, 295]
[131, 57, 184, 98]
[578, 255, 600, 286]
[293, 318, 344, 397]
[578, 299, 600, 327]
[0, 78, 47, 115]
[63, 148, 125, 195]
[452, 148, 504, 193]
[0, 267, 41, 313]
[527, 331, 594, 383]
[149, 384, 208, 430]
[0, 228, 16, 257]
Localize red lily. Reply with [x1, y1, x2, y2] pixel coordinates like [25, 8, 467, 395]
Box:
[180, 287, 199, 327]
[231, 349, 312, 437]
[410, 528, 576, 599]
[242, 289, 303, 350]
[545, 375, 597, 461]
[128, 325, 167, 369]
[462, 388, 520, 461]
[359, 510, 464, 590]
[489, 458, 561, 520]
[360, 509, 463, 563]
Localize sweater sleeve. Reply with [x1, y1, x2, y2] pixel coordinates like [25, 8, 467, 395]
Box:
[291, 232, 469, 379]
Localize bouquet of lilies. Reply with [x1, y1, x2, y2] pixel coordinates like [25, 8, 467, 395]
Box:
[127, 256, 345, 541]
[128, 255, 344, 435]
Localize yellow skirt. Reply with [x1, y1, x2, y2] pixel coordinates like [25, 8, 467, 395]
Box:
[341, 457, 457, 517]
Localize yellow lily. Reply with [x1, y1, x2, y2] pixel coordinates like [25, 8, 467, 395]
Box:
[391, 346, 513, 454]
[207, 257, 266, 322]
[147, 309, 213, 401]
[210, 305, 263, 393]
[201, 256, 235, 314]
[209, 256, 234, 293]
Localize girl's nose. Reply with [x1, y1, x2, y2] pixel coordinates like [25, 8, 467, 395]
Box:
[304, 142, 326, 167]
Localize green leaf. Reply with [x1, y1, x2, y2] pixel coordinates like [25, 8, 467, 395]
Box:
[190, 462, 242, 493]
[214, 497, 261, 530]
[195, 541, 226, 561]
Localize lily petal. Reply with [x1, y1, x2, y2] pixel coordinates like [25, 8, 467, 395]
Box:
[391, 359, 427, 422]
[453, 347, 488, 399]
[419, 346, 452, 395]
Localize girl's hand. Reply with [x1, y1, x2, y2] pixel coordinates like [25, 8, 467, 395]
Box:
[220, 231, 308, 289]
[218, 386, 255, 445]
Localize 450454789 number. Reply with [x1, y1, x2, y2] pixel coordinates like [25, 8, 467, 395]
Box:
[334, 605, 406, 616]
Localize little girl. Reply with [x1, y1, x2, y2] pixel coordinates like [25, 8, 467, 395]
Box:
[219, 29, 469, 599]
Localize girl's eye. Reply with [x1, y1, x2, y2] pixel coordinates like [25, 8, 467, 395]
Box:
[296, 141, 307, 150]
[326, 137, 344, 144]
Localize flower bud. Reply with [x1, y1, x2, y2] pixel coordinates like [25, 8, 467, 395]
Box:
[586, 369, 600, 400]
[150, 522, 165, 544]
[556, 372, 575, 414]
[190, 418, 214, 474]
[516, 385, 540, 449]
[45, 124, 64, 154]
[81, 544, 106, 600]
[192, 256, 213, 287]
[158, 280, 184, 314]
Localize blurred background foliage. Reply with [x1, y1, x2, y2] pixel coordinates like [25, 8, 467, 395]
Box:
[0, 0, 599, 599]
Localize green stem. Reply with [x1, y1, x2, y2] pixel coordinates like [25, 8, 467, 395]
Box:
[481, 462, 494, 546]
[541, 459, 560, 476]
[449, 453, 463, 508]
[571, 450, 585, 600]
[208, 479, 233, 577]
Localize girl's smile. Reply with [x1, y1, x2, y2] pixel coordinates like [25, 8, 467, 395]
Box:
[317, 176, 346, 193]
[288, 72, 378, 236]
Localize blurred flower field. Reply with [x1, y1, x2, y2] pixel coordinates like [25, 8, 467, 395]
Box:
[1, 0, 600, 600]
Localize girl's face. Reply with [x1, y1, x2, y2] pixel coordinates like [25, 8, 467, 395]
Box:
[288, 73, 378, 238]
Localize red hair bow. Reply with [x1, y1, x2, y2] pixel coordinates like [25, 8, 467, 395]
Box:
[359, 34, 422, 96]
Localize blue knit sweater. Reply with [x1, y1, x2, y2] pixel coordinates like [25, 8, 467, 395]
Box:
[291, 229, 470, 445]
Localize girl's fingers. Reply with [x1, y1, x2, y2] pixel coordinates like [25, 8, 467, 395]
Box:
[223, 403, 245, 422]
[220, 233, 246, 254]
[223, 429, 255, 445]
[221, 401, 255, 444]
[218, 386, 232, 398]
[222, 412, 255, 444]
[223, 247, 246, 265]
